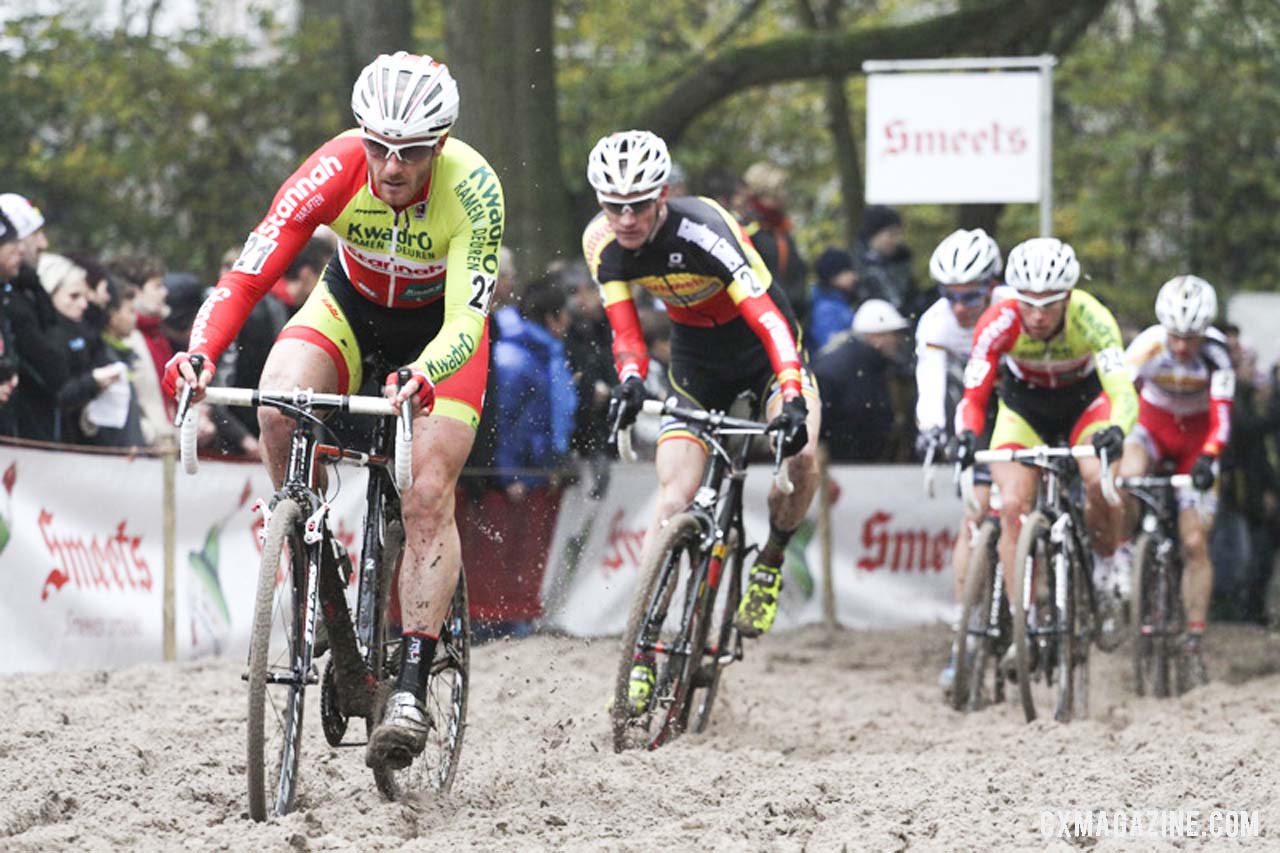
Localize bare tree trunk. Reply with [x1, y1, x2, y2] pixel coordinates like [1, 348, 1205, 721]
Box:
[797, 0, 863, 248]
[446, 0, 572, 283]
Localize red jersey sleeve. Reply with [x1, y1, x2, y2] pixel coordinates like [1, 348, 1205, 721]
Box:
[736, 290, 804, 400]
[956, 300, 1020, 435]
[1202, 368, 1235, 456]
[188, 134, 364, 361]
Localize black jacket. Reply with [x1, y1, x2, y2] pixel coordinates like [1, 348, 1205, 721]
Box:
[2, 263, 69, 440]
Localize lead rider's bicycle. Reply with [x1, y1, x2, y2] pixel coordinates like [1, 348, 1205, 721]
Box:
[609, 396, 792, 751]
[175, 364, 469, 820]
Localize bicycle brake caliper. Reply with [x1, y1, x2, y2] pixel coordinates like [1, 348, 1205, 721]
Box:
[304, 503, 331, 544]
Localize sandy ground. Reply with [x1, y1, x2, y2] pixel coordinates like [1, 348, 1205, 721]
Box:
[3, 622, 1279, 852]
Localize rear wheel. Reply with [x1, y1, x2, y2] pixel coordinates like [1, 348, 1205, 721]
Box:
[611, 513, 705, 752]
[246, 498, 310, 821]
[372, 572, 470, 799]
[952, 519, 999, 712]
[1011, 511, 1053, 724]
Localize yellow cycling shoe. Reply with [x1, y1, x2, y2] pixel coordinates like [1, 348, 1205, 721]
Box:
[734, 563, 783, 638]
[627, 658, 656, 716]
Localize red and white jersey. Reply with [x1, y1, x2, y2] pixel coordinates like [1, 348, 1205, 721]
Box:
[1125, 325, 1234, 454]
[913, 286, 1013, 431]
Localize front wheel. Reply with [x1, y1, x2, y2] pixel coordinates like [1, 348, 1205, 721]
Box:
[246, 498, 310, 822]
[611, 513, 705, 752]
[1011, 511, 1052, 724]
[952, 519, 1001, 712]
[1131, 532, 1172, 698]
[690, 528, 743, 734]
[373, 571, 470, 799]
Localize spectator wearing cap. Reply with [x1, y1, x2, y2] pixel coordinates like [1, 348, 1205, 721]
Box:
[806, 247, 859, 352]
[854, 204, 923, 320]
[0, 197, 68, 441]
[39, 253, 127, 444]
[811, 298, 910, 463]
[738, 161, 810, 326]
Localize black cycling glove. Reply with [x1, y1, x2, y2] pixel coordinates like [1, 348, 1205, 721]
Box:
[915, 426, 946, 460]
[770, 396, 809, 458]
[953, 429, 978, 470]
[1190, 454, 1216, 491]
[1091, 425, 1125, 462]
[608, 375, 648, 433]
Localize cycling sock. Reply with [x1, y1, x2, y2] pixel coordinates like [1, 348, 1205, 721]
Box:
[758, 524, 797, 568]
[396, 632, 438, 699]
[1187, 621, 1206, 637]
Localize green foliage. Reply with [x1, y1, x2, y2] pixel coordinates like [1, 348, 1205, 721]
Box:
[0, 14, 346, 278]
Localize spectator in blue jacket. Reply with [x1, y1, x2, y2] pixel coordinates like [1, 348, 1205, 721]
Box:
[806, 248, 858, 351]
[491, 278, 578, 502]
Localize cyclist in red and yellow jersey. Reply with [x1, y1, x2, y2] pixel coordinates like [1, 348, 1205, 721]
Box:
[955, 238, 1138, 648]
[582, 131, 821, 717]
[163, 52, 503, 768]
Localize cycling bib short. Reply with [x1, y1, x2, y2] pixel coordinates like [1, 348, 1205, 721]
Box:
[282, 258, 488, 428]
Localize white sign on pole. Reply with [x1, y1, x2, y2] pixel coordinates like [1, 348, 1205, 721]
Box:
[865, 71, 1042, 204]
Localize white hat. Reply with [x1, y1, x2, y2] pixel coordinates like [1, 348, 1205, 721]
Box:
[36, 252, 84, 296]
[0, 194, 45, 239]
[852, 299, 909, 334]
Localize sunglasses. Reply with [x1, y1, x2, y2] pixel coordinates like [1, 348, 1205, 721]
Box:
[1015, 291, 1069, 309]
[601, 198, 658, 216]
[362, 136, 436, 164]
[940, 287, 990, 307]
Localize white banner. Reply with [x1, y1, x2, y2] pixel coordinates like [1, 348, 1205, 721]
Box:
[865, 71, 1042, 204]
[540, 463, 962, 637]
[0, 445, 369, 672]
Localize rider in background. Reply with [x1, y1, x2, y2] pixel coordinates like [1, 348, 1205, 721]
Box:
[582, 130, 820, 715]
[914, 228, 1011, 692]
[1117, 276, 1232, 688]
[163, 52, 503, 769]
[955, 238, 1138, 647]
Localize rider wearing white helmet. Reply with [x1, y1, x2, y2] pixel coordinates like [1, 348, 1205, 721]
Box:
[1118, 274, 1233, 687]
[916, 227, 1013, 694]
[956, 236, 1138, 650]
[166, 51, 504, 768]
[582, 130, 822, 713]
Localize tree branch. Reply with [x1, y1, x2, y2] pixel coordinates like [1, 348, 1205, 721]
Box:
[642, 0, 1112, 144]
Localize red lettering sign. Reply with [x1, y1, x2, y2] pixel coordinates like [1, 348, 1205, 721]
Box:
[38, 510, 153, 600]
[602, 509, 646, 574]
[856, 510, 953, 573]
[883, 119, 1028, 157]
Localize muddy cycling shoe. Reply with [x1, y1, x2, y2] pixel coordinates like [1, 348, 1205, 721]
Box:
[366, 690, 431, 771]
[1094, 591, 1127, 653]
[1179, 635, 1209, 693]
[938, 649, 958, 695]
[627, 658, 656, 717]
[734, 563, 783, 638]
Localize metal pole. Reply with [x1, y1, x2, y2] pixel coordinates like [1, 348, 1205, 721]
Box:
[162, 439, 176, 662]
[1040, 57, 1054, 236]
[817, 443, 836, 630]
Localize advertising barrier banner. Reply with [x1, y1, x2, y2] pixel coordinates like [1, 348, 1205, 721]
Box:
[0, 445, 368, 673]
[540, 463, 963, 636]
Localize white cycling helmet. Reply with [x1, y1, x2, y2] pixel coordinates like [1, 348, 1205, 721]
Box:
[1004, 237, 1080, 293]
[587, 130, 671, 203]
[351, 52, 459, 142]
[1155, 274, 1217, 335]
[929, 228, 1002, 285]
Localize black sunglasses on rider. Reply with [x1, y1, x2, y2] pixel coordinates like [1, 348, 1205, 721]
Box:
[601, 198, 658, 216]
